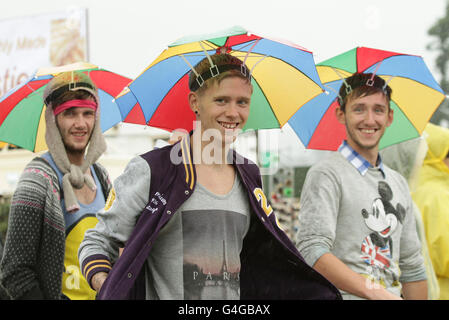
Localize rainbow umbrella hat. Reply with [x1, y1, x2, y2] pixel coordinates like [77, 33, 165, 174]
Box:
[288, 47, 446, 150]
[115, 26, 324, 132]
[0, 62, 130, 152]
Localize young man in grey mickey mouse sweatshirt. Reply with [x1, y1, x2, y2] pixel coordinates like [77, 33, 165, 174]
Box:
[295, 72, 427, 300]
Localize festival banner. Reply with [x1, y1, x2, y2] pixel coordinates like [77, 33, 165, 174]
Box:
[0, 8, 88, 98]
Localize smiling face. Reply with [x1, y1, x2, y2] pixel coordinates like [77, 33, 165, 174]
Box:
[189, 76, 252, 145]
[56, 101, 96, 156]
[336, 92, 393, 161]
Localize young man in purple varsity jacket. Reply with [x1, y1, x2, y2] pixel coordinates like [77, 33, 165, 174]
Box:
[78, 53, 341, 300]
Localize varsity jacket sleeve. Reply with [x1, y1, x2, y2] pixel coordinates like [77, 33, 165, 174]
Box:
[78, 156, 151, 288]
[294, 167, 341, 267]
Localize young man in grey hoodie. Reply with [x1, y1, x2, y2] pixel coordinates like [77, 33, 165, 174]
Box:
[295, 72, 428, 300]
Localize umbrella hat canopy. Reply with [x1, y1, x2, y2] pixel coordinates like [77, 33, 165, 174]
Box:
[0, 62, 130, 152]
[115, 26, 324, 132]
[288, 47, 446, 151]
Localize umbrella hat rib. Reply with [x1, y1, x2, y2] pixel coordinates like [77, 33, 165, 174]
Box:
[115, 88, 140, 120]
[88, 70, 132, 97]
[356, 47, 408, 72]
[242, 54, 323, 126]
[0, 79, 49, 124]
[386, 76, 445, 132]
[231, 51, 324, 106]
[289, 91, 340, 147]
[232, 38, 322, 87]
[364, 55, 444, 94]
[147, 73, 194, 131]
[379, 100, 419, 150]
[318, 48, 358, 73]
[129, 54, 204, 122]
[34, 104, 47, 152]
[98, 89, 124, 132]
[140, 41, 219, 78]
[118, 28, 323, 135]
[224, 34, 263, 49]
[244, 77, 279, 130]
[0, 86, 46, 151]
[316, 66, 353, 84]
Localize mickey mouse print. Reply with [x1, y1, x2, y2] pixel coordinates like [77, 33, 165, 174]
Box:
[360, 181, 405, 286]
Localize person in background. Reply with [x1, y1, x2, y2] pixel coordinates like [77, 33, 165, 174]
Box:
[0, 71, 111, 299]
[412, 122, 449, 300]
[295, 72, 428, 300]
[380, 136, 440, 300]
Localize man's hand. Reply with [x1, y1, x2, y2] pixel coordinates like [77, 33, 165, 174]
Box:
[91, 272, 108, 292]
[363, 281, 403, 300]
[314, 253, 403, 300]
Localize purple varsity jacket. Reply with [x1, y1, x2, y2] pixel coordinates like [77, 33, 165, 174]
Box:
[82, 136, 341, 300]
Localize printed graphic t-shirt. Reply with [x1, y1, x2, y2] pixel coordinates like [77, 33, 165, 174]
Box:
[144, 173, 251, 300]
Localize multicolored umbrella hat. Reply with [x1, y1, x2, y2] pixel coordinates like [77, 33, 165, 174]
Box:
[115, 26, 324, 132]
[288, 47, 446, 150]
[0, 62, 130, 152]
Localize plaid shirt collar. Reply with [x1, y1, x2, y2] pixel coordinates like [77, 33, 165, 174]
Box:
[338, 141, 386, 178]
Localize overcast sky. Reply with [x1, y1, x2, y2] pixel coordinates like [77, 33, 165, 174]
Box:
[2, 0, 448, 165]
[2, 0, 447, 79]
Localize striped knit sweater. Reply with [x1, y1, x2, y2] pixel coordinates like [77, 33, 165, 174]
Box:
[0, 157, 111, 299]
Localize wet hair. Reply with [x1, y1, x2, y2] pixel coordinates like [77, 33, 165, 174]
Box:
[51, 90, 96, 108]
[338, 73, 392, 112]
[188, 53, 252, 95]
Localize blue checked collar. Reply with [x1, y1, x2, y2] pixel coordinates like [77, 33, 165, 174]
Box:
[338, 141, 386, 178]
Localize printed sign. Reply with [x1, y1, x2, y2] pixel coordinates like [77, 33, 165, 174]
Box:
[0, 8, 88, 98]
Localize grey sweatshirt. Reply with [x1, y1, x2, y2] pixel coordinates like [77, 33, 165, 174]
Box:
[295, 151, 426, 299]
